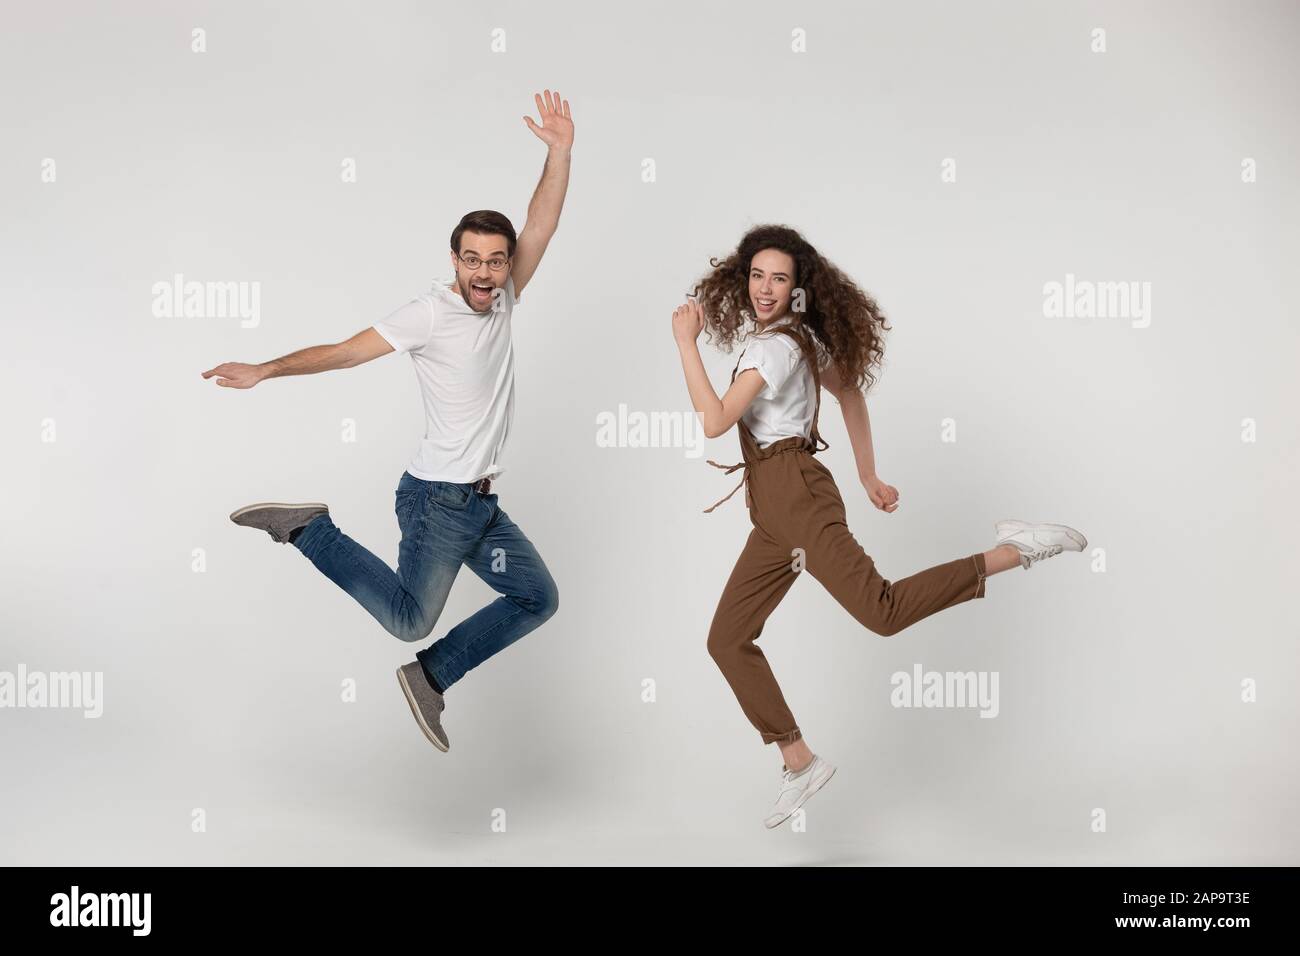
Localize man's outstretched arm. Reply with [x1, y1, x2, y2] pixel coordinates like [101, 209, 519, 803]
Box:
[201, 327, 394, 389]
[511, 89, 574, 298]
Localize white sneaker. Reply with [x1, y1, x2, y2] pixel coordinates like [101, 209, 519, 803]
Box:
[763, 754, 837, 829]
[995, 519, 1087, 569]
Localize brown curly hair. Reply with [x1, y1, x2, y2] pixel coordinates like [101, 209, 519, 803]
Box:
[690, 224, 890, 392]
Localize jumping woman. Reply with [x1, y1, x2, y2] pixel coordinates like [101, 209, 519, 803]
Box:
[672, 224, 1087, 829]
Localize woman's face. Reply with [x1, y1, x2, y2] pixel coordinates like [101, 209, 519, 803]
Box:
[748, 248, 796, 324]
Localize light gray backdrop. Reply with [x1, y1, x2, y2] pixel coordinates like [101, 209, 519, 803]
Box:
[2, 0, 1297, 865]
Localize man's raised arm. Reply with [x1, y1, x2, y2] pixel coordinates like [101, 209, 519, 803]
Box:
[511, 89, 574, 298]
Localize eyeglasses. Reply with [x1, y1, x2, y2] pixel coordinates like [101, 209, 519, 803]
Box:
[456, 252, 511, 271]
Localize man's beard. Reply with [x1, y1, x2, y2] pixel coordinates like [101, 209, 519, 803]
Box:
[460, 277, 498, 312]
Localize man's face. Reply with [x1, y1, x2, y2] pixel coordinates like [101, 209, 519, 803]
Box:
[450, 231, 512, 313]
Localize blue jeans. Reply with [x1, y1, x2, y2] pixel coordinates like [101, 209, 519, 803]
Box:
[292, 471, 559, 691]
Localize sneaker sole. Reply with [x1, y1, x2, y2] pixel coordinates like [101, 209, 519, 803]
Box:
[994, 520, 1087, 551]
[229, 502, 329, 522]
[395, 668, 450, 753]
[764, 763, 837, 829]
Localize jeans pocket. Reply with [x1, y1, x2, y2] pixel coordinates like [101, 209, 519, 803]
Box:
[395, 472, 429, 524]
[429, 481, 473, 511]
[395, 488, 420, 529]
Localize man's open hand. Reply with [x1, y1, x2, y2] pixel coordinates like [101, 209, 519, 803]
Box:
[523, 89, 573, 150]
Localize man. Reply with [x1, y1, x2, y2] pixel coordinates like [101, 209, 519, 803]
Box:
[202, 90, 574, 752]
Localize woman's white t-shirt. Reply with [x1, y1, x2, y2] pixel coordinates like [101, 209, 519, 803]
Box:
[372, 275, 518, 483]
[734, 316, 825, 448]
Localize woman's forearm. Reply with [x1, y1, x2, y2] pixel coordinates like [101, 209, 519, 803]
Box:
[838, 388, 879, 480]
[677, 339, 726, 435]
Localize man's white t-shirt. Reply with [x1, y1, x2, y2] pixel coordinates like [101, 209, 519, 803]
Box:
[372, 275, 518, 483]
[734, 315, 826, 448]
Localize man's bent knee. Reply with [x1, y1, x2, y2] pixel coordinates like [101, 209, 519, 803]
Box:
[392, 606, 436, 643]
[525, 575, 560, 622]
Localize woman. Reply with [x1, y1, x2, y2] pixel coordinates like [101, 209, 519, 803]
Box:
[672, 224, 1087, 829]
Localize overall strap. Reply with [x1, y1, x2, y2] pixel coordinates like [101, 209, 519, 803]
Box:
[771, 324, 830, 453]
[703, 353, 751, 512]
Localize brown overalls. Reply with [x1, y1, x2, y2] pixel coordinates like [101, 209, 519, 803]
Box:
[704, 328, 988, 745]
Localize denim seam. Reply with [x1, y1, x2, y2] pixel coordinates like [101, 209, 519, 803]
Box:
[494, 536, 540, 608]
[427, 602, 532, 683]
[391, 482, 438, 634]
[430, 529, 552, 680]
[304, 519, 410, 618]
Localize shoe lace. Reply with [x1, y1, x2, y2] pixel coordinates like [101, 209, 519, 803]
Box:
[777, 762, 810, 795]
[1023, 543, 1064, 566]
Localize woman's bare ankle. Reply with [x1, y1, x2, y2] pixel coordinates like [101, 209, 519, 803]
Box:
[983, 543, 1021, 575]
[778, 738, 814, 773]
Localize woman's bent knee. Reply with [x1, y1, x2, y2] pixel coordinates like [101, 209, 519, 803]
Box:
[706, 622, 739, 663]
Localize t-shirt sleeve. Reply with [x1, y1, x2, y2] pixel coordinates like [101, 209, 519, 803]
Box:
[372, 297, 433, 353]
[735, 335, 801, 398]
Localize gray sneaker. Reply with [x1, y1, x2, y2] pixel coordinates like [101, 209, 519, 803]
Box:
[396, 661, 450, 752]
[230, 502, 329, 543]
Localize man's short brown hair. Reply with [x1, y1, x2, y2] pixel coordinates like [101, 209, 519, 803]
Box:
[450, 210, 517, 258]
